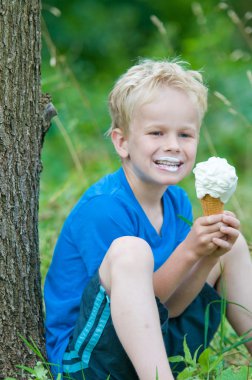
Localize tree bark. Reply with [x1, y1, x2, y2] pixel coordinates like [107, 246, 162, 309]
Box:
[0, 1, 53, 377]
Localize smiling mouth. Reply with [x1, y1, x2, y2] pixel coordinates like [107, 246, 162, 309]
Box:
[154, 157, 182, 172]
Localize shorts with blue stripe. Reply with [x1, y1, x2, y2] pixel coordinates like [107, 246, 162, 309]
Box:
[62, 271, 222, 380]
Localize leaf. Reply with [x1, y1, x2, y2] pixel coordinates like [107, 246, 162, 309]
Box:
[177, 215, 193, 227]
[33, 361, 49, 379]
[192, 345, 203, 363]
[16, 365, 35, 375]
[169, 355, 185, 363]
[198, 348, 211, 372]
[177, 366, 197, 380]
[18, 335, 45, 360]
[204, 299, 222, 349]
[208, 355, 224, 373]
[183, 335, 195, 366]
[222, 336, 252, 354]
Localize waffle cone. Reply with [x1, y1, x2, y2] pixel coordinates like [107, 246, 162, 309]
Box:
[200, 194, 224, 216]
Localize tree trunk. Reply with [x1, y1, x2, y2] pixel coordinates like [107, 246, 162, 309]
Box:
[0, 1, 53, 378]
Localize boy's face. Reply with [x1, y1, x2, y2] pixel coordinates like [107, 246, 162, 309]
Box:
[115, 86, 200, 192]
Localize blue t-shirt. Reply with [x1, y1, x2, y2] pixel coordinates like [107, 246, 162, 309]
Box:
[44, 167, 193, 371]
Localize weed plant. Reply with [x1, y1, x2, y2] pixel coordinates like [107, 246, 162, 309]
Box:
[4, 311, 252, 379]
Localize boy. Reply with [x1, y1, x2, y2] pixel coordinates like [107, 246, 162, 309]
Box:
[44, 59, 252, 380]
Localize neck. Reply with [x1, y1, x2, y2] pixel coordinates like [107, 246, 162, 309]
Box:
[122, 166, 166, 234]
[123, 167, 165, 206]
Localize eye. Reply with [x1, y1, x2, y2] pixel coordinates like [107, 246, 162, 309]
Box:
[149, 131, 163, 136]
[179, 132, 195, 138]
[179, 132, 190, 138]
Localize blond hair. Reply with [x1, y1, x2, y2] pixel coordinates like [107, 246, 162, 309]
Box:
[107, 58, 208, 136]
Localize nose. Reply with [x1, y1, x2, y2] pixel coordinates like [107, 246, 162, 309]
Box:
[163, 133, 180, 152]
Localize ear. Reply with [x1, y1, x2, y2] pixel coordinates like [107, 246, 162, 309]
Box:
[111, 128, 129, 158]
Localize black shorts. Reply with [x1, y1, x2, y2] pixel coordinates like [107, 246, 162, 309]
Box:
[62, 272, 222, 380]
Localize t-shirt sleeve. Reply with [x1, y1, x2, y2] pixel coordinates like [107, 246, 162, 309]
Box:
[68, 195, 137, 277]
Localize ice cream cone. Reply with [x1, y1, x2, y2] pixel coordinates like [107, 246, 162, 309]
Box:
[200, 194, 224, 216]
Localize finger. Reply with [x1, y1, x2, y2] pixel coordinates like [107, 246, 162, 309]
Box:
[223, 210, 236, 218]
[200, 214, 223, 226]
[221, 215, 240, 230]
[200, 221, 226, 234]
[209, 230, 226, 240]
[220, 226, 240, 241]
[212, 237, 232, 250]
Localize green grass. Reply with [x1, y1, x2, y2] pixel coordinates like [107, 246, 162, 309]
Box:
[5, 319, 252, 379]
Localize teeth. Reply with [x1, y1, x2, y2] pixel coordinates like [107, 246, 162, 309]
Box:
[156, 160, 178, 165]
[165, 165, 179, 172]
[154, 157, 182, 172]
[155, 157, 180, 164]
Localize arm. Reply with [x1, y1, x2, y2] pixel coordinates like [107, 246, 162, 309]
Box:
[153, 212, 240, 316]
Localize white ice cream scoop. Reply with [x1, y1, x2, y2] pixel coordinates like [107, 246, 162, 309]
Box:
[193, 156, 238, 203]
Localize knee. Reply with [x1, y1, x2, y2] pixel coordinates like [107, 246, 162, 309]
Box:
[108, 236, 154, 272]
[99, 237, 154, 291]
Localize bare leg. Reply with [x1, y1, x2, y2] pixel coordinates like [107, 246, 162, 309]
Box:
[99, 236, 174, 380]
[207, 233, 252, 354]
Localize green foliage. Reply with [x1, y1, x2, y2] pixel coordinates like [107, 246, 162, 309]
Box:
[3, 336, 112, 380]
[16, 362, 51, 380]
[216, 366, 251, 380]
[169, 336, 252, 380]
[4, 330, 252, 379]
[42, 0, 198, 80]
[40, 1, 252, 258]
[167, 292, 252, 379]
